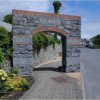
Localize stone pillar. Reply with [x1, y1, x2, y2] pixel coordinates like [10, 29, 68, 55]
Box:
[12, 10, 34, 76]
[13, 29, 33, 76]
[66, 37, 81, 72]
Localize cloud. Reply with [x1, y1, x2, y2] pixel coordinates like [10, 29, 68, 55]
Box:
[82, 22, 100, 39]
[0, 0, 49, 20]
[60, 1, 100, 39]
[0, 0, 100, 39]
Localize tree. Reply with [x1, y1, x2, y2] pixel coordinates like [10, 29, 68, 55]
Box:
[3, 14, 12, 24]
[0, 27, 13, 68]
[93, 35, 100, 48]
[3, 14, 13, 67]
[53, 0, 62, 14]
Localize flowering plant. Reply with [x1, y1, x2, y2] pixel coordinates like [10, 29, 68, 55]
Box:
[0, 70, 8, 82]
[0, 69, 30, 94]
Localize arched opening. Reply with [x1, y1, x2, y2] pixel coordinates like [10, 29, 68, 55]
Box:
[32, 26, 67, 72]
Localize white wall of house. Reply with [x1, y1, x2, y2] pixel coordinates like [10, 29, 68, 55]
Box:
[0, 21, 12, 31]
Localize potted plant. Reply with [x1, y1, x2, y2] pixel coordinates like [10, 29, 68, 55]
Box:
[53, 0, 62, 14]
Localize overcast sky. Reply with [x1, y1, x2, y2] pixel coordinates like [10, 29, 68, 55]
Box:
[0, 0, 100, 39]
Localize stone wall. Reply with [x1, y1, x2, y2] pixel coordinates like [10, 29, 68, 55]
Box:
[33, 44, 62, 67]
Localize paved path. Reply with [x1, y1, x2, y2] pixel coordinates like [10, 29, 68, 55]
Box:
[20, 58, 83, 99]
[81, 48, 100, 99]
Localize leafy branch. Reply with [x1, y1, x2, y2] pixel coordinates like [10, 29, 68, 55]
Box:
[33, 32, 61, 55]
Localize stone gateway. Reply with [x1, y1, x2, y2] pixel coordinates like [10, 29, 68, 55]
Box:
[12, 10, 81, 76]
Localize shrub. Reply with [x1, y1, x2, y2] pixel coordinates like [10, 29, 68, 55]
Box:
[0, 27, 13, 68]
[0, 69, 30, 94]
[93, 35, 100, 48]
[6, 76, 23, 92]
[0, 70, 8, 82]
[10, 67, 19, 76]
[6, 76, 30, 92]
[0, 70, 9, 93]
[3, 14, 12, 24]
[1, 81, 13, 93]
[0, 49, 6, 69]
[19, 78, 30, 90]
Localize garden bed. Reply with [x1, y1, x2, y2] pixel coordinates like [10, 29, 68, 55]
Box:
[0, 76, 35, 99]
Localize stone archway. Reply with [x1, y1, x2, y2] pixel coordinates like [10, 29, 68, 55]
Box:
[12, 10, 81, 76]
[32, 26, 67, 72]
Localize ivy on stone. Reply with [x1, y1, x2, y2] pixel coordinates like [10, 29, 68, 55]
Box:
[32, 32, 61, 55]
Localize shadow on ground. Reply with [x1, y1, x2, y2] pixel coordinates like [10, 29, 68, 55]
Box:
[34, 67, 58, 72]
[33, 66, 65, 72]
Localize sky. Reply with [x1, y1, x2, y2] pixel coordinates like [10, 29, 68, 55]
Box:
[0, 0, 100, 39]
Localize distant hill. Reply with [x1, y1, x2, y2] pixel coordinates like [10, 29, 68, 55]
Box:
[0, 21, 12, 32]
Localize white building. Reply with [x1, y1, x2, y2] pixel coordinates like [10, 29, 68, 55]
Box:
[0, 21, 12, 32]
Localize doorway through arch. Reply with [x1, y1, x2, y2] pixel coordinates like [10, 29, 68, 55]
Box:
[32, 27, 67, 72]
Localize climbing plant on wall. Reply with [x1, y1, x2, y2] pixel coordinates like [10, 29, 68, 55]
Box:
[32, 32, 61, 55]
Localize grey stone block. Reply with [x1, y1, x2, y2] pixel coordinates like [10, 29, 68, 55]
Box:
[13, 35, 32, 44]
[64, 24, 73, 29]
[67, 46, 80, 57]
[13, 53, 33, 58]
[14, 50, 33, 56]
[73, 25, 81, 30]
[14, 45, 32, 51]
[61, 20, 71, 25]
[67, 37, 81, 45]
[64, 29, 70, 34]
[13, 57, 33, 66]
[13, 16, 27, 25]
[13, 28, 31, 35]
[67, 57, 80, 63]
[57, 25, 64, 29]
[72, 20, 81, 25]
[69, 32, 81, 37]
[66, 63, 80, 72]
[67, 52, 80, 57]
[27, 17, 35, 23]
[16, 65, 33, 76]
